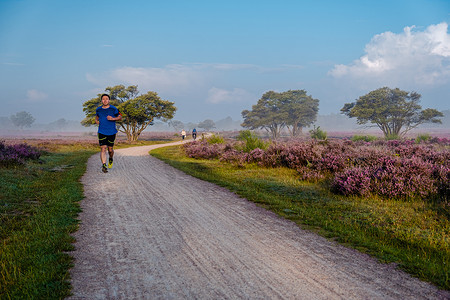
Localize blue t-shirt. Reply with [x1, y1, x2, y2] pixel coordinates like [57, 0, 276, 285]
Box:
[96, 105, 120, 135]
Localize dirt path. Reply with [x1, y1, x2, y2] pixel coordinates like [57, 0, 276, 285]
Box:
[69, 141, 448, 299]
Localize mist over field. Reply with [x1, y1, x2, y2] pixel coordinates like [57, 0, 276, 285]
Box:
[1, 110, 449, 139]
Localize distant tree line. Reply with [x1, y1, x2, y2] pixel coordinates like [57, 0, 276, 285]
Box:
[169, 119, 217, 132]
[0, 111, 36, 130]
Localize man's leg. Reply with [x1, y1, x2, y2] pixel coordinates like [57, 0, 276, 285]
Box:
[107, 146, 114, 168]
[108, 146, 114, 159]
[100, 145, 108, 173]
[100, 145, 107, 164]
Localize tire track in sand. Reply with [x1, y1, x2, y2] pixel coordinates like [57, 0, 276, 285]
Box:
[69, 141, 448, 299]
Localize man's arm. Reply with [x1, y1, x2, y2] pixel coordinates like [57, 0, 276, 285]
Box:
[95, 115, 99, 125]
[107, 114, 122, 121]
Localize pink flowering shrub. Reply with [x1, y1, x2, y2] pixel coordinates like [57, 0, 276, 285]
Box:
[183, 138, 449, 200]
[432, 165, 450, 198]
[0, 140, 41, 166]
[332, 156, 439, 199]
[332, 167, 372, 196]
[183, 141, 224, 159]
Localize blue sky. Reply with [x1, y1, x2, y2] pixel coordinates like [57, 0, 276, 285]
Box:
[1, 0, 449, 125]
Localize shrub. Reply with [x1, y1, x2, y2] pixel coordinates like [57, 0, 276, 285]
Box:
[385, 133, 400, 140]
[332, 167, 372, 196]
[371, 156, 437, 199]
[333, 156, 441, 199]
[415, 133, 431, 143]
[183, 141, 223, 159]
[236, 130, 269, 153]
[182, 137, 449, 200]
[0, 141, 41, 166]
[309, 126, 327, 140]
[431, 165, 450, 199]
[351, 135, 378, 142]
[207, 134, 225, 144]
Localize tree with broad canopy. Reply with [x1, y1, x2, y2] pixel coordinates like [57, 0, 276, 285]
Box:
[197, 119, 216, 131]
[10, 111, 35, 129]
[280, 90, 319, 136]
[341, 87, 443, 139]
[81, 85, 176, 141]
[168, 120, 185, 131]
[241, 90, 319, 139]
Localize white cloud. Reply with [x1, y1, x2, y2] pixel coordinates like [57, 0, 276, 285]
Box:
[86, 64, 205, 95]
[26, 89, 48, 102]
[85, 62, 301, 95]
[206, 87, 251, 104]
[85, 63, 305, 109]
[209, 63, 258, 70]
[329, 22, 450, 87]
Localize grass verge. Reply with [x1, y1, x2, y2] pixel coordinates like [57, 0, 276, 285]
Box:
[0, 139, 179, 298]
[0, 149, 95, 299]
[151, 145, 450, 290]
[0, 139, 178, 298]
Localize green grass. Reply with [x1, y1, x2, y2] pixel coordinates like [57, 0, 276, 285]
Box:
[0, 149, 95, 299]
[0, 140, 179, 299]
[0, 139, 174, 299]
[151, 145, 450, 290]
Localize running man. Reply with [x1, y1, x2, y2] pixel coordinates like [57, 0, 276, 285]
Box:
[192, 128, 197, 140]
[95, 93, 122, 173]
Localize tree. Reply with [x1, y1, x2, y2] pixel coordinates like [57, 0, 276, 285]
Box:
[185, 122, 198, 132]
[82, 85, 177, 141]
[168, 120, 185, 131]
[341, 87, 443, 138]
[46, 118, 68, 131]
[10, 111, 35, 129]
[280, 90, 319, 136]
[197, 119, 216, 131]
[241, 90, 319, 139]
[241, 91, 286, 139]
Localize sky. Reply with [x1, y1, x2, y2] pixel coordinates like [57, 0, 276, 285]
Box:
[1, 0, 449, 125]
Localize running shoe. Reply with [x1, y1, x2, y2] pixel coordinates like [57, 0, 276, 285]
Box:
[108, 158, 113, 168]
[102, 163, 108, 173]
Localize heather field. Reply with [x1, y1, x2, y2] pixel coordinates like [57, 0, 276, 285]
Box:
[151, 132, 450, 290]
[184, 136, 449, 201]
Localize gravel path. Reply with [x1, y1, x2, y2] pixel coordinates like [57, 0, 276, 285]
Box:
[69, 141, 448, 299]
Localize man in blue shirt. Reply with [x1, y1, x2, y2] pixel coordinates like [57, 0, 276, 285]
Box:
[95, 93, 122, 173]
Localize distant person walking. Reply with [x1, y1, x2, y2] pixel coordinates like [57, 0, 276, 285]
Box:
[192, 128, 197, 140]
[181, 129, 186, 140]
[95, 93, 122, 173]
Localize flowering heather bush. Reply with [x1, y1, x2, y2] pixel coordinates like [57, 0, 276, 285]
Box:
[183, 137, 449, 200]
[373, 156, 437, 198]
[333, 153, 448, 199]
[332, 167, 372, 196]
[219, 147, 249, 166]
[432, 165, 450, 198]
[0, 140, 41, 166]
[183, 141, 224, 159]
[247, 148, 265, 164]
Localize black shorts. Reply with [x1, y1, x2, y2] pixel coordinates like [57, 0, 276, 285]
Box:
[98, 133, 116, 147]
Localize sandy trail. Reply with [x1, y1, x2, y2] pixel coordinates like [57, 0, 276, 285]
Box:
[69, 141, 447, 299]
